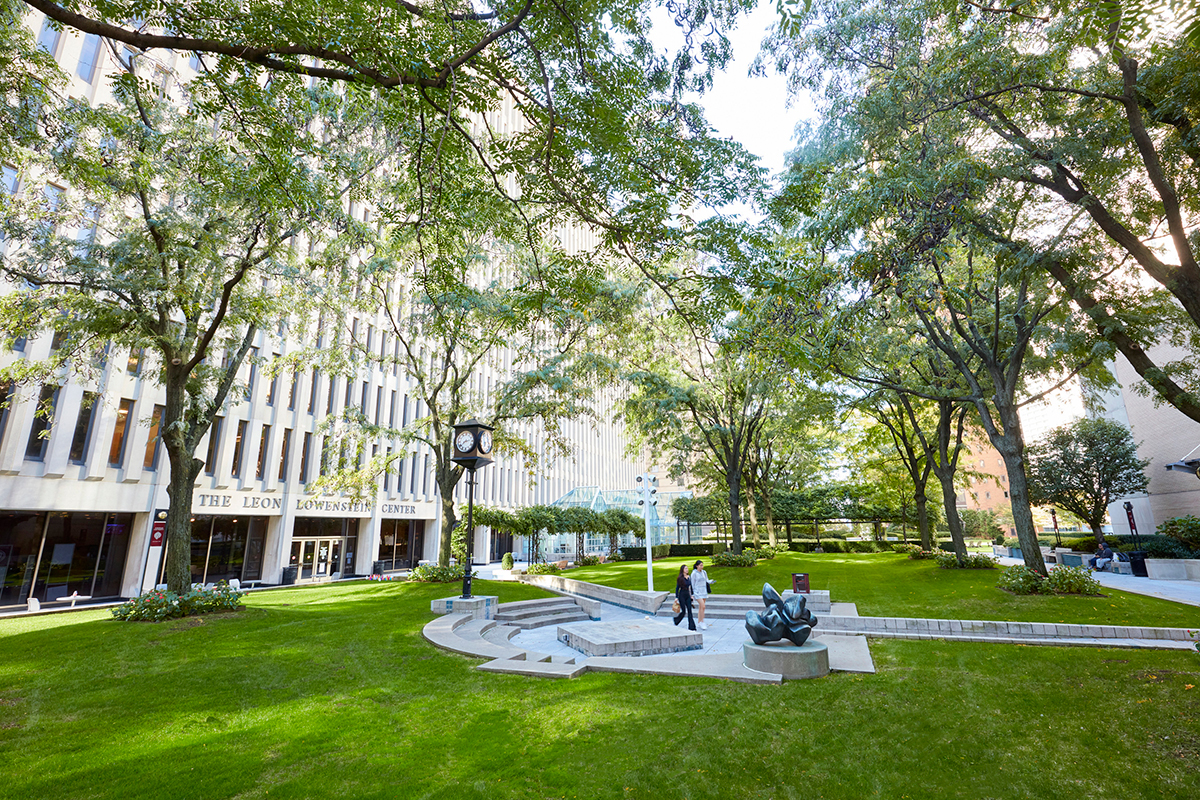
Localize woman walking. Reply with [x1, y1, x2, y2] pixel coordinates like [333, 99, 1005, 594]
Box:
[673, 563, 696, 630]
[690, 559, 711, 630]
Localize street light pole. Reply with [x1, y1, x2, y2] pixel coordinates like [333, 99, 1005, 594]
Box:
[637, 472, 658, 592]
[1051, 508, 1061, 548]
[461, 469, 476, 599]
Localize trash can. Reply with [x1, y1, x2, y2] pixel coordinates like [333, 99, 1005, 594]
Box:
[372, 560, 386, 575]
[281, 565, 298, 586]
[1127, 551, 1148, 578]
[792, 572, 810, 593]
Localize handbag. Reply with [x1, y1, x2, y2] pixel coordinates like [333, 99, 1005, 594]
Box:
[671, 599, 681, 614]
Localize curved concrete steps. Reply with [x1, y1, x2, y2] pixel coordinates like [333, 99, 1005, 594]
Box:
[493, 597, 593, 630]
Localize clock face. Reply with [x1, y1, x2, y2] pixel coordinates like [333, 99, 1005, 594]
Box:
[455, 430, 476, 453]
[478, 430, 493, 454]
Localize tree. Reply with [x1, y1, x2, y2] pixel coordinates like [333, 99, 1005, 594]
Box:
[765, 0, 1200, 425]
[1026, 417, 1150, 541]
[0, 84, 352, 592]
[601, 508, 642, 559]
[623, 306, 790, 554]
[960, 509, 1004, 543]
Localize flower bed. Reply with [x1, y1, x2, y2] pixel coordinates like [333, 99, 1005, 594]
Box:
[112, 583, 245, 622]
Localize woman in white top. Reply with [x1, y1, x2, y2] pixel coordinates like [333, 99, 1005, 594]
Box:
[690, 560, 711, 630]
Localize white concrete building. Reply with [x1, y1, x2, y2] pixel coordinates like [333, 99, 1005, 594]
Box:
[0, 13, 640, 610]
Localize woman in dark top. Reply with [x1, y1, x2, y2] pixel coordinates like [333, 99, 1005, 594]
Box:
[673, 564, 696, 630]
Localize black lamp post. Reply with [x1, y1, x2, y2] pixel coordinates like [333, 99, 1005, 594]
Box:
[451, 418, 494, 599]
[1051, 508, 1061, 548]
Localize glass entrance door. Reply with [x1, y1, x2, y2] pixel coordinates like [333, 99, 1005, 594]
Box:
[315, 540, 331, 578]
[300, 541, 315, 579]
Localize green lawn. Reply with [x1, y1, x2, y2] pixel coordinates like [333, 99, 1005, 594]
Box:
[570, 551, 1200, 628]
[0, 559, 1196, 800]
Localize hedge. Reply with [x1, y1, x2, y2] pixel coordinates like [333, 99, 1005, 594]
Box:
[668, 543, 727, 557]
[619, 544, 672, 561]
[787, 540, 895, 554]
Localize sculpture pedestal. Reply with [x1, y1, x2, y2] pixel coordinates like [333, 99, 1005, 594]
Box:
[431, 595, 497, 620]
[743, 640, 830, 680]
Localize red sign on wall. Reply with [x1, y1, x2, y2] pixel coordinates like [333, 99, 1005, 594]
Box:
[150, 510, 167, 548]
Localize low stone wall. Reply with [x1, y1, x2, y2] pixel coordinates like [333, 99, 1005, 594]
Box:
[518, 574, 668, 613]
[818, 615, 1200, 642]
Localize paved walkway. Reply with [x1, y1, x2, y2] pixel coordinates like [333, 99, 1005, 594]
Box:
[996, 556, 1200, 607]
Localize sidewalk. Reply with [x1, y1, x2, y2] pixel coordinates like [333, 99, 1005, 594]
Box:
[996, 556, 1200, 607]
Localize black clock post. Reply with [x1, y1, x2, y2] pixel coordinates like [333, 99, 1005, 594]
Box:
[450, 418, 494, 599]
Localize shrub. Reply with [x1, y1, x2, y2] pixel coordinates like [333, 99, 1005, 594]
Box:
[619, 544, 672, 561]
[525, 562, 561, 575]
[1158, 515, 1200, 549]
[935, 551, 999, 569]
[993, 533, 1006, 546]
[668, 543, 727, 557]
[501, 552, 514, 570]
[409, 563, 472, 583]
[112, 583, 245, 622]
[1003, 537, 1021, 548]
[743, 547, 775, 560]
[895, 543, 921, 556]
[712, 550, 757, 567]
[997, 565, 1047, 595]
[1045, 565, 1102, 595]
[575, 554, 600, 567]
[1140, 536, 1194, 559]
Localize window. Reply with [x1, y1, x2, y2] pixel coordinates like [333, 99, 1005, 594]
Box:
[375, 387, 383, 425]
[255, 424, 270, 480]
[384, 447, 392, 492]
[409, 454, 417, 494]
[144, 405, 164, 469]
[50, 328, 68, 351]
[204, 416, 224, 475]
[108, 398, 134, 467]
[231, 420, 248, 478]
[77, 33, 101, 81]
[1, 164, 17, 195]
[67, 393, 99, 465]
[367, 325, 375, 355]
[126, 348, 143, 375]
[308, 368, 319, 413]
[25, 385, 59, 461]
[326, 376, 337, 414]
[299, 431, 312, 483]
[287, 369, 298, 410]
[188, 51, 201, 70]
[38, 18, 61, 55]
[422, 454, 430, 496]
[389, 391, 396, 427]
[402, 394, 409, 427]
[344, 377, 353, 408]
[279, 428, 292, 481]
[360, 381, 369, 415]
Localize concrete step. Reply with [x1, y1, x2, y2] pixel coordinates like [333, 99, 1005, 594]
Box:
[494, 600, 580, 622]
[501, 609, 590, 630]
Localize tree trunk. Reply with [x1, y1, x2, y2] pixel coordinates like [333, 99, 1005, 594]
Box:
[438, 490, 457, 567]
[726, 468, 744, 553]
[934, 472, 967, 564]
[163, 451, 204, 592]
[746, 490, 761, 548]
[763, 499, 777, 548]
[915, 492, 931, 550]
[1091, 521, 1106, 543]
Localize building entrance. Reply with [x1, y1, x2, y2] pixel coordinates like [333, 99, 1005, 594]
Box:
[289, 517, 359, 581]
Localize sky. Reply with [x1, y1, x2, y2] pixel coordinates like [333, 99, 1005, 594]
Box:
[648, 2, 818, 215]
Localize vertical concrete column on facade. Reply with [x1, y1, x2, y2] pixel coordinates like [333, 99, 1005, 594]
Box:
[361, 505, 382, 578]
[0, 383, 39, 474]
[83, 394, 119, 481]
[272, 497, 297, 584]
[43, 381, 84, 479]
[123, 510, 155, 596]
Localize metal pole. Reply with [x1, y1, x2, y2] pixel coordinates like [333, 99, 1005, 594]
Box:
[1051, 508, 1061, 548]
[642, 473, 654, 592]
[461, 469, 476, 598]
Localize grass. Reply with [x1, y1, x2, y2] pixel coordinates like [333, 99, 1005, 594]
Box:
[0, 558, 1195, 799]
[570, 551, 1200, 628]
